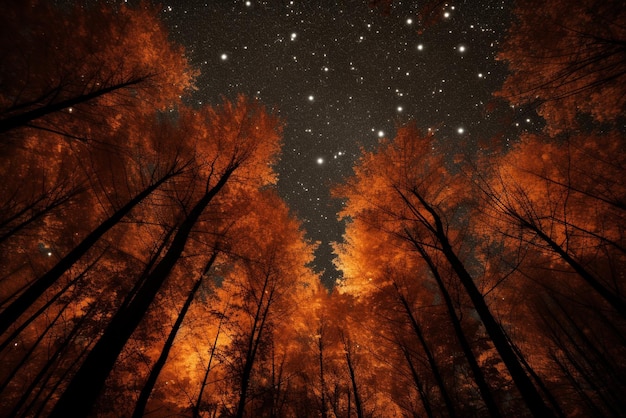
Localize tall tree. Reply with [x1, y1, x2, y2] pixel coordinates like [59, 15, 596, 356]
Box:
[474, 131, 626, 318]
[215, 190, 317, 417]
[0, 157, 187, 336]
[471, 130, 626, 416]
[49, 97, 283, 417]
[132, 249, 221, 418]
[335, 124, 556, 417]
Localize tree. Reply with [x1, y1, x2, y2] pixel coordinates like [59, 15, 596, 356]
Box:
[496, 0, 626, 134]
[474, 131, 626, 319]
[335, 124, 557, 417]
[471, 130, 626, 416]
[132, 249, 220, 418]
[214, 190, 317, 417]
[0, 0, 196, 347]
[49, 96, 283, 417]
[0, 156, 187, 336]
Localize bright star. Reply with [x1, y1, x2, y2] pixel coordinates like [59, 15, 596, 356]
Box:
[417, 44, 424, 51]
[308, 95, 314, 102]
[406, 18, 413, 25]
[317, 157, 324, 165]
[378, 130, 385, 138]
[220, 53, 228, 60]
[458, 45, 466, 53]
[457, 127, 465, 134]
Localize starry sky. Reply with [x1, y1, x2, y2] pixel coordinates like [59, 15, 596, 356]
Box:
[161, 0, 528, 287]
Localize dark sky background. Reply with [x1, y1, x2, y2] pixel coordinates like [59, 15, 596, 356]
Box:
[161, 0, 532, 287]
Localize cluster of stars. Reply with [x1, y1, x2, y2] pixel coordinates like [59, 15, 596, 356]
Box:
[164, 0, 515, 285]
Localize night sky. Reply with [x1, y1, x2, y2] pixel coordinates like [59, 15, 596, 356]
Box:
[162, 0, 528, 287]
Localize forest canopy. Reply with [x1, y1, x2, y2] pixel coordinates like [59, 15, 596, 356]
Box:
[0, 1, 624, 417]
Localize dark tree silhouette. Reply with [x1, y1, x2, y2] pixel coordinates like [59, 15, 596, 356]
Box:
[335, 124, 557, 417]
[50, 98, 283, 417]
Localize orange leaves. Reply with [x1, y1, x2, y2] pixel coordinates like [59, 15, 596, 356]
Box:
[335, 123, 470, 296]
[0, 1, 195, 140]
[496, 0, 626, 134]
[188, 96, 283, 192]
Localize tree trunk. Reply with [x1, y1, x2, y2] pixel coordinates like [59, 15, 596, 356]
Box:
[343, 336, 364, 418]
[193, 298, 230, 418]
[317, 326, 328, 418]
[235, 272, 274, 418]
[132, 250, 219, 418]
[0, 76, 149, 134]
[405, 230, 502, 418]
[0, 298, 72, 396]
[49, 165, 236, 418]
[409, 188, 556, 418]
[400, 343, 434, 418]
[528, 222, 626, 319]
[0, 249, 105, 353]
[8, 303, 96, 417]
[394, 284, 458, 418]
[0, 167, 181, 336]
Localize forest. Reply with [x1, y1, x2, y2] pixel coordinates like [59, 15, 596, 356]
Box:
[0, 1, 624, 417]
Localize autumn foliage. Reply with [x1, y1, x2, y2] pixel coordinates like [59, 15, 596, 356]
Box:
[0, 1, 625, 417]
[496, 0, 626, 134]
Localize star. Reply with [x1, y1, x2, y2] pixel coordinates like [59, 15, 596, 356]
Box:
[161, 0, 516, 286]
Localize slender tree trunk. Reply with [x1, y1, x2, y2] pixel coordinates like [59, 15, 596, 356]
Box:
[505, 331, 566, 418]
[50, 165, 236, 418]
[0, 167, 181, 336]
[317, 326, 328, 418]
[29, 333, 95, 417]
[132, 250, 219, 418]
[342, 336, 364, 418]
[405, 230, 502, 418]
[400, 343, 434, 418]
[409, 188, 556, 418]
[550, 351, 604, 417]
[0, 76, 149, 134]
[8, 303, 96, 417]
[193, 298, 230, 418]
[0, 184, 82, 245]
[235, 273, 274, 418]
[0, 249, 105, 353]
[394, 285, 458, 418]
[528, 222, 626, 319]
[0, 298, 72, 396]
